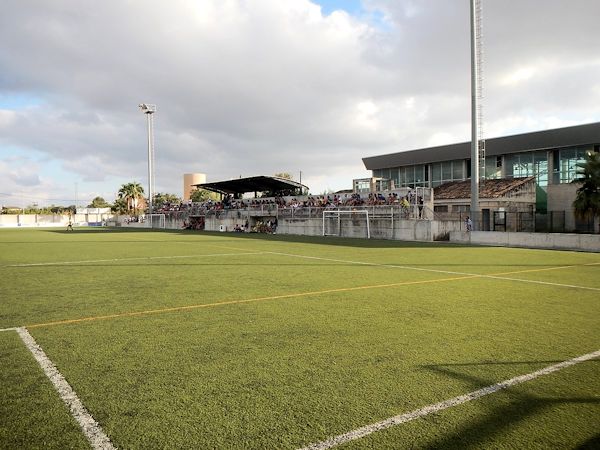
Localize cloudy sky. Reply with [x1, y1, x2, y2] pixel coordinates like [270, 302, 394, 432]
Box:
[1, 0, 599, 207]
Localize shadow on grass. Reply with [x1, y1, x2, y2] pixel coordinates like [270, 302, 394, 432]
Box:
[419, 360, 600, 448]
[576, 433, 600, 449]
[43, 227, 473, 249]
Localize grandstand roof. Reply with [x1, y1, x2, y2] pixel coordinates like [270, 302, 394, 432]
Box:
[192, 175, 308, 195]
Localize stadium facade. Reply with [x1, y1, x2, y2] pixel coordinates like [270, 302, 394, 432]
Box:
[361, 122, 600, 231]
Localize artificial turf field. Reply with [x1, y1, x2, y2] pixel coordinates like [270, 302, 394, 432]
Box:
[0, 227, 599, 449]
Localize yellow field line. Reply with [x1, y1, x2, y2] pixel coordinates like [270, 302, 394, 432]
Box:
[22, 261, 599, 330]
[26, 274, 479, 329]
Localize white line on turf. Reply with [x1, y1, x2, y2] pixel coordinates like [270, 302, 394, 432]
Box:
[4, 251, 266, 267]
[16, 327, 116, 450]
[268, 252, 600, 291]
[0, 327, 17, 332]
[299, 349, 600, 450]
[472, 274, 600, 291]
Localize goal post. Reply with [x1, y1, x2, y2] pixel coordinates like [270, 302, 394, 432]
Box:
[147, 213, 166, 229]
[322, 209, 370, 239]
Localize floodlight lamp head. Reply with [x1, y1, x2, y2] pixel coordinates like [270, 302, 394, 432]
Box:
[138, 103, 157, 114]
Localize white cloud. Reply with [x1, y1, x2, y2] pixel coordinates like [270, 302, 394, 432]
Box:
[500, 66, 537, 86]
[0, 0, 599, 204]
[0, 109, 18, 127]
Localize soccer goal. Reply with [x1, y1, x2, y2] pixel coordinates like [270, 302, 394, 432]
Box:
[147, 213, 166, 229]
[322, 209, 370, 239]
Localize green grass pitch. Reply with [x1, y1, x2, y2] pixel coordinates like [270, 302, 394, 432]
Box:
[1, 227, 599, 449]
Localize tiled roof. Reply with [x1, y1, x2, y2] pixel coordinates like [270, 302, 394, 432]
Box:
[433, 177, 536, 200]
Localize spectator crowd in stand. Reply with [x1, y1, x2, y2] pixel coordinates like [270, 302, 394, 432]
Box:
[154, 201, 193, 213]
[138, 190, 429, 232]
[188, 191, 425, 214]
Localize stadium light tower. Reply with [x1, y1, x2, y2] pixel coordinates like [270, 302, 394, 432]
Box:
[470, 0, 485, 222]
[139, 103, 157, 215]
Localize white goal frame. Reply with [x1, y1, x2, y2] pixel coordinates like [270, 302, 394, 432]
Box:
[147, 213, 166, 229]
[322, 209, 370, 239]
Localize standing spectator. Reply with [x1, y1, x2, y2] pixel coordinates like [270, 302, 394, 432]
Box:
[465, 216, 473, 232]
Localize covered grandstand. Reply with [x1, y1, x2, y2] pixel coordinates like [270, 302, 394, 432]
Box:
[192, 175, 308, 197]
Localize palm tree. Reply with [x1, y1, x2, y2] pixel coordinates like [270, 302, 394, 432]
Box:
[111, 197, 128, 214]
[572, 151, 600, 233]
[118, 182, 145, 215]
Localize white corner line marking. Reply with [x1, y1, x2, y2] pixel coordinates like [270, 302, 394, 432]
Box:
[16, 327, 116, 450]
[0, 327, 18, 332]
[299, 349, 600, 450]
[268, 252, 600, 292]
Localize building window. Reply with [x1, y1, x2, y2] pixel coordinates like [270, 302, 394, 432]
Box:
[405, 166, 415, 184]
[505, 153, 533, 178]
[485, 156, 502, 179]
[432, 162, 442, 183]
[505, 151, 548, 186]
[452, 161, 463, 179]
[414, 165, 426, 187]
[553, 147, 591, 184]
[442, 161, 452, 181]
[391, 168, 400, 187]
[354, 179, 371, 193]
[431, 160, 466, 186]
[533, 152, 548, 186]
[453, 204, 470, 212]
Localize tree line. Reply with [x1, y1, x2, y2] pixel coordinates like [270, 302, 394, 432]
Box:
[1, 183, 214, 215]
[99, 182, 215, 215]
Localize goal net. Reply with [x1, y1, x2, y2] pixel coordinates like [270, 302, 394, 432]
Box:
[322, 209, 370, 239]
[147, 213, 166, 229]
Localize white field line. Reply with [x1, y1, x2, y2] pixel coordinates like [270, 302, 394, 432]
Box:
[3, 251, 267, 268]
[300, 349, 600, 450]
[16, 327, 116, 450]
[268, 252, 600, 292]
[471, 274, 600, 291]
[0, 327, 17, 332]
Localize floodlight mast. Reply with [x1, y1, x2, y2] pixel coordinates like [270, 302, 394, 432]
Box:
[470, 0, 484, 222]
[139, 103, 157, 215]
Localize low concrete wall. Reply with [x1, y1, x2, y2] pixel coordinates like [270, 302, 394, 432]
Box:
[0, 214, 68, 227]
[192, 207, 465, 241]
[0, 213, 114, 228]
[278, 218, 322, 237]
[277, 217, 461, 241]
[450, 231, 600, 252]
[0, 215, 18, 226]
[111, 215, 186, 230]
[205, 216, 241, 232]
